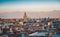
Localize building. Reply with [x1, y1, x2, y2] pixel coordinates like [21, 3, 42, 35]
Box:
[23, 12, 28, 22]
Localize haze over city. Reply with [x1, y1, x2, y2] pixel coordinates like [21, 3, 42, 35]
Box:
[0, 0, 60, 18]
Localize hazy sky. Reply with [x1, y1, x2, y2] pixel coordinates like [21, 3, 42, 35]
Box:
[0, 0, 60, 12]
[0, 0, 60, 18]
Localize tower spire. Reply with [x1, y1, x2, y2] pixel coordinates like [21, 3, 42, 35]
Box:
[23, 12, 28, 22]
[24, 12, 27, 17]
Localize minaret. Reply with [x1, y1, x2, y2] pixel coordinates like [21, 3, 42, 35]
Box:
[23, 12, 28, 22]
